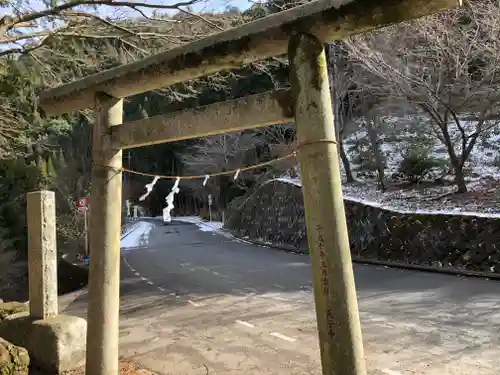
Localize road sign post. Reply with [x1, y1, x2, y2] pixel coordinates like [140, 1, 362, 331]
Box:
[208, 194, 212, 222]
[125, 200, 131, 217]
[84, 207, 89, 256]
[77, 197, 90, 256]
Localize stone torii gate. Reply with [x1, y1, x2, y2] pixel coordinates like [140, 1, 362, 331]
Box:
[38, 1, 460, 374]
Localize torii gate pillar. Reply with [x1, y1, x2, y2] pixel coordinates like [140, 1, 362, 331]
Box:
[289, 33, 366, 375]
[86, 93, 123, 375]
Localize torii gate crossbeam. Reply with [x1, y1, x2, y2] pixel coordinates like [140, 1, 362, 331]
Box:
[38, 1, 461, 375]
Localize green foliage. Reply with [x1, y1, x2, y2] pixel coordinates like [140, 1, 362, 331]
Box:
[0, 3, 292, 251]
[46, 154, 56, 178]
[398, 146, 443, 183]
[0, 159, 43, 254]
[242, 3, 269, 19]
[264, 0, 307, 13]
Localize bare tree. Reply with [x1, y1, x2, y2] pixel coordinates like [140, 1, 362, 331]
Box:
[326, 42, 357, 182]
[347, 0, 500, 193]
[182, 133, 261, 177]
[0, 0, 224, 57]
[0, 0, 251, 110]
[326, 42, 391, 186]
[180, 132, 263, 209]
[0, 0, 241, 153]
[365, 111, 387, 190]
[0, 103, 22, 156]
[261, 123, 297, 177]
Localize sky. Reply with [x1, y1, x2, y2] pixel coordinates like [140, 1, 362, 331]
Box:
[192, 0, 253, 12]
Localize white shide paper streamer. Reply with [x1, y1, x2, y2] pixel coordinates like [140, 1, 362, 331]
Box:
[163, 177, 181, 223]
[139, 176, 160, 202]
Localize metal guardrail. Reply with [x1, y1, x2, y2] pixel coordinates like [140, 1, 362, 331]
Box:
[121, 216, 151, 236]
[120, 219, 138, 237]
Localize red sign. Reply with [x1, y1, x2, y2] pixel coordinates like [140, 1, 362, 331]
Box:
[77, 197, 89, 208]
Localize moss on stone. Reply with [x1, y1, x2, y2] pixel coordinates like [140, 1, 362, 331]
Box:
[0, 303, 28, 322]
[0, 338, 29, 375]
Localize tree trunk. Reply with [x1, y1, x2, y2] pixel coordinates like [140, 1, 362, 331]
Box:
[366, 116, 386, 190]
[325, 43, 342, 154]
[440, 124, 468, 193]
[326, 43, 354, 183]
[339, 140, 355, 183]
[452, 161, 468, 193]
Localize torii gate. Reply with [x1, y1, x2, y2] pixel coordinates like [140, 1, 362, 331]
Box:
[38, 1, 460, 374]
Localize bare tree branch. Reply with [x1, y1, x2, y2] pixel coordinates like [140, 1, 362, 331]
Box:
[346, 0, 500, 192]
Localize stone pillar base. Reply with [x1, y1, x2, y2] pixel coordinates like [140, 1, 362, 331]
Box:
[0, 314, 87, 374]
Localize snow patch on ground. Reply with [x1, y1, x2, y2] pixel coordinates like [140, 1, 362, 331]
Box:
[274, 177, 302, 187]
[275, 116, 500, 217]
[342, 117, 500, 180]
[121, 221, 155, 249]
[174, 216, 224, 232]
[271, 177, 500, 218]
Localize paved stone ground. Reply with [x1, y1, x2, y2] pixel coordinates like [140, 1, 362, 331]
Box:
[59, 220, 500, 375]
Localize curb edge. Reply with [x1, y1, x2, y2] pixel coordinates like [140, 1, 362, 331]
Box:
[225, 230, 500, 281]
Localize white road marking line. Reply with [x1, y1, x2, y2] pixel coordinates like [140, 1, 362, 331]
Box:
[140, 277, 147, 281]
[274, 296, 289, 302]
[258, 293, 288, 302]
[273, 284, 285, 289]
[134, 272, 140, 276]
[212, 271, 221, 276]
[158, 287, 166, 292]
[244, 287, 259, 293]
[187, 300, 201, 307]
[235, 320, 255, 329]
[270, 332, 296, 343]
[129, 268, 135, 272]
[147, 281, 154, 285]
[381, 369, 403, 375]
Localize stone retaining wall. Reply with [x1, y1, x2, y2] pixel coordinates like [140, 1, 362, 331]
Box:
[225, 180, 500, 273]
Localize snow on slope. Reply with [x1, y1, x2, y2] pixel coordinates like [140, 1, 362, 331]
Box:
[173, 216, 224, 232]
[276, 116, 500, 217]
[273, 177, 500, 218]
[342, 116, 500, 181]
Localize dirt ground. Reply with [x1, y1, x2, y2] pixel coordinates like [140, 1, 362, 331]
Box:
[25, 360, 157, 375]
[62, 360, 158, 375]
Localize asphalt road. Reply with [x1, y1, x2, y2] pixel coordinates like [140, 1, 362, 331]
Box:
[62, 219, 500, 375]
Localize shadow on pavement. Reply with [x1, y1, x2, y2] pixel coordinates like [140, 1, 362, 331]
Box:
[58, 219, 500, 375]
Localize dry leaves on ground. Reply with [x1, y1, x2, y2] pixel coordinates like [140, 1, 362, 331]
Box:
[63, 360, 157, 375]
